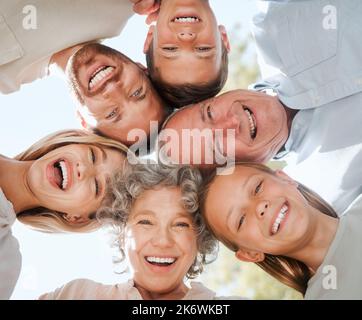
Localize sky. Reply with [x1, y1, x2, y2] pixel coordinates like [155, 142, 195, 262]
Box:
[0, 0, 259, 299]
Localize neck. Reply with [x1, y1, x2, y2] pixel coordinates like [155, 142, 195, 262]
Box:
[135, 281, 189, 300]
[0, 156, 38, 214]
[284, 105, 299, 134]
[50, 43, 88, 72]
[288, 207, 339, 272]
[275, 102, 299, 156]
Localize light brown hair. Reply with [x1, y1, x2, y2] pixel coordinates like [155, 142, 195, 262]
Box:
[199, 162, 338, 295]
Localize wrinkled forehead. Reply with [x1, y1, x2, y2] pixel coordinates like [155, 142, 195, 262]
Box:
[218, 89, 266, 101]
[164, 104, 200, 130]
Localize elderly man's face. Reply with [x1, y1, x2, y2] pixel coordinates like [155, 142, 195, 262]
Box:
[161, 90, 290, 165]
[67, 43, 165, 146]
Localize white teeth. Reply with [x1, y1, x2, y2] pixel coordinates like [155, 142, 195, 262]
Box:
[89, 66, 114, 90]
[59, 161, 68, 190]
[146, 256, 176, 264]
[271, 204, 288, 235]
[174, 17, 200, 23]
[244, 108, 256, 138]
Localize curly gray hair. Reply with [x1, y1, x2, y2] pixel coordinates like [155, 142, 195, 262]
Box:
[97, 163, 218, 278]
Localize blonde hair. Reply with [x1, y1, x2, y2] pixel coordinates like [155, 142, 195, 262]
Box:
[199, 162, 338, 295]
[15, 129, 131, 234]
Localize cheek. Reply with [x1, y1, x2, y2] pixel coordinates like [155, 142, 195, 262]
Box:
[178, 231, 198, 257]
[125, 228, 148, 254]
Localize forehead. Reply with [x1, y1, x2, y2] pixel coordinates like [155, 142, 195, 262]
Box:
[156, 55, 220, 85]
[132, 187, 187, 214]
[166, 104, 202, 130]
[208, 166, 261, 196]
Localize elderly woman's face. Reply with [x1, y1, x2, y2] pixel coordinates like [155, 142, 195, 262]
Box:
[125, 186, 198, 297]
[27, 143, 125, 223]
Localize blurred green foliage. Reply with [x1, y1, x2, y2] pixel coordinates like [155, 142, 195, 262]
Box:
[197, 24, 302, 300]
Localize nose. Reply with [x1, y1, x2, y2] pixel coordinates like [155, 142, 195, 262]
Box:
[223, 116, 240, 131]
[76, 161, 94, 180]
[256, 200, 269, 219]
[151, 227, 174, 248]
[177, 31, 196, 42]
[101, 79, 125, 100]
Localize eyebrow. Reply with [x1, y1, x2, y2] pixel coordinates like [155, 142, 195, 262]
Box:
[111, 113, 122, 124]
[175, 211, 192, 219]
[161, 54, 215, 61]
[225, 175, 254, 231]
[226, 206, 236, 232]
[200, 103, 206, 122]
[96, 145, 107, 162]
[131, 210, 155, 218]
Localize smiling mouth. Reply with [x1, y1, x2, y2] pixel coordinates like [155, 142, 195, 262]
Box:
[243, 107, 257, 139]
[171, 16, 201, 23]
[271, 203, 289, 235]
[88, 66, 115, 90]
[53, 159, 70, 191]
[145, 256, 177, 267]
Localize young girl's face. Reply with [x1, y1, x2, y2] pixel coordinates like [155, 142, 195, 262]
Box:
[124, 186, 198, 296]
[204, 166, 317, 262]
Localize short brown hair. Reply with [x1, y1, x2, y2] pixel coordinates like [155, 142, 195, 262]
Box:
[145, 40, 229, 108]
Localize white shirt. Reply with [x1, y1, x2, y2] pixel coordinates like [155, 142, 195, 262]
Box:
[0, 188, 21, 300]
[0, 0, 133, 94]
[252, 0, 362, 109]
[282, 92, 362, 213]
[39, 278, 243, 300]
[305, 195, 362, 299]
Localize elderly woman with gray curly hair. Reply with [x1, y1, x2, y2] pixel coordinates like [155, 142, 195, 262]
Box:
[40, 163, 243, 300]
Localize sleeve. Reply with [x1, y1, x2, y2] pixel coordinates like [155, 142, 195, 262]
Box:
[0, 227, 22, 299]
[0, 195, 22, 300]
[38, 279, 95, 300]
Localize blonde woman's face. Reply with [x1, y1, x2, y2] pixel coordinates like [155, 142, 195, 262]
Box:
[204, 166, 315, 259]
[27, 144, 125, 223]
[125, 187, 198, 297]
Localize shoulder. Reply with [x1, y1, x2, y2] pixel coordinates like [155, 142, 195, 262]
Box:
[186, 282, 246, 300]
[0, 188, 16, 226]
[39, 278, 134, 300]
[39, 279, 104, 300]
[340, 194, 362, 217]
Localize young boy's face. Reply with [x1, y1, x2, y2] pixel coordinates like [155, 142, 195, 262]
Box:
[143, 0, 230, 86]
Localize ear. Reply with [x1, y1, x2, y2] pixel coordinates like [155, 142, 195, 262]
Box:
[275, 170, 298, 187]
[235, 248, 265, 263]
[143, 25, 155, 53]
[136, 62, 148, 74]
[63, 214, 88, 224]
[76, 109, 89, 130]
[218, 25, 231, 53]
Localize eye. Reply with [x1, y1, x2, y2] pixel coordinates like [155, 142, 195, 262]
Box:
[138, 219, 152, 225]
[131, 87, 146, 100]
[94, 178, 99, 197]
[131, 87, 142, 98]
[196, 46, 211, 52]
[163, 46, 178, 51]
[237, 214, 245, 231]
[255, 181, 263, 195]
[206, 105, 213, 120]
[105, 108, 117, 120]
[90, 148, 96, 164]
[175, 221, 190, 228]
